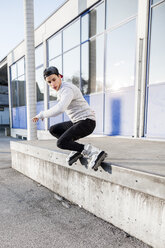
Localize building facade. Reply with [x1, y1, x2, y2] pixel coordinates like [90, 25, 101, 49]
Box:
[0, 0, 165, 139]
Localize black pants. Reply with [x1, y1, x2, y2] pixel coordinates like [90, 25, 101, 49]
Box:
[49, 118, 96, 152]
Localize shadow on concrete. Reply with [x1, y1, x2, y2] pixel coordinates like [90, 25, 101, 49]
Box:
[79, 157, 89, 169]
[101, 162, 112, 174]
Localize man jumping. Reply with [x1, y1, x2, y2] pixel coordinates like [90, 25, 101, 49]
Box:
[32, 66, 107, 170]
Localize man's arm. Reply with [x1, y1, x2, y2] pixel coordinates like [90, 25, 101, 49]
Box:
[34, 87, 74, 120]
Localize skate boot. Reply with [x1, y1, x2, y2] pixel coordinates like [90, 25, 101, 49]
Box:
[66, 151, 83, 166]
[82, 144, 107, 171]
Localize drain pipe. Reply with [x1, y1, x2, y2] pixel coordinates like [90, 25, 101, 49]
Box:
[24, 0, 37, 140]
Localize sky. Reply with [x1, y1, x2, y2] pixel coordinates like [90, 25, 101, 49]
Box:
[0, 0, 66, 61]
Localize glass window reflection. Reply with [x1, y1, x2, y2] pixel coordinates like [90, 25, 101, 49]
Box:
[49, 56, 62, 72]
[149, 2, 165, 85]
[89, 3, 105, 38]
[17, 75, 26, 106]
[11, 64, 17, 80]
[152, 0, 160, 5]
[35, 45, 44, 68]
[49, 56, 62, 101]
[81, 14, 89, 42]
[49, 86, 58, 101]
[11, 80, 18, 107]
[48, 33, 62, 60]
[81, 42, 89, 95]
[106, 20, 136, 91]
[89, 35, 104, 93]
[17, 58, 24, 77]
[11, 58, 26, 107]
[106, 0, 137, 29]
[63, 47, 80, 88]
[63, 20, 80, 52]
[36, 67, 44, 102]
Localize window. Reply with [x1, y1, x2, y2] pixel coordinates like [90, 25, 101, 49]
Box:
[35, 44, 44, 68]
[10, 58, 26, 107]
[152, 0, 160, 5]
[17, 75, 26, 106]
[17, 58, 24, 77]
[105, 20, 136, 90]
[36, 67, 44, 102]
[106, 0, 137, 29]
[49, 56, 62, 101]
[49, 87, 58, 101]
[49, 56, 62, 71]
[89, 35, 104, 93]
[89, 3, 105, 38]
[11, 79, 18, 107]
[35, 45, 44, 102]
[63, 47, 80, 88]
[81, 13, 89, 42]
[81, 42, 89, 94]
[11, 64, 17, 80]
[63, 20, 80, 52]
[48, 33, 62, 60]
[149, 2, 165, 85]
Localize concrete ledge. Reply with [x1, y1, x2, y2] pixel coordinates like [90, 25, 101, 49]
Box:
[11, 140, 165, 248]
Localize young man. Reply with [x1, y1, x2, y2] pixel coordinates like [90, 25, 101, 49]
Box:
[32, 66, 107, 170]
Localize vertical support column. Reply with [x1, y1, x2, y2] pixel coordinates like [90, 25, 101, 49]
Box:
[134, 38, 144, 138]
[134, 0, 150, 138]
[43, 40, 49, 131]
[103, 0, 107, 135]
[24, 0, 37, 140]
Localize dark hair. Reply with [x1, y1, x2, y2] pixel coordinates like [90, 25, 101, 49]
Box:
[43, 66, 63, 79]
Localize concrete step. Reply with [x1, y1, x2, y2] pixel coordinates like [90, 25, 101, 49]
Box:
[10, 138, 165, 248]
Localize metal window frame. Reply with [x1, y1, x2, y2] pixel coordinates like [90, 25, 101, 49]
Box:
[143, 0, 165, 137]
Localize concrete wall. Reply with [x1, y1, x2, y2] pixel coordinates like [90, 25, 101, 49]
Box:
[11, 140, 165, 248]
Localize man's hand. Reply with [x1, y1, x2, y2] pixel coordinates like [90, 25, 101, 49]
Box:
[32, 117, 39, 123]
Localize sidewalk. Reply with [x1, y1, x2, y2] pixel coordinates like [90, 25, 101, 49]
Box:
[0, 135, 17, 169]
[0, 136, 151, 248]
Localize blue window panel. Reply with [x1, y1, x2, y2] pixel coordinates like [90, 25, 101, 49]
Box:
[104, 87, 134, 136]
[12, 107, 19, 128]
[18, 106, 27, 129]
[12, 106, 27, 129]
[146, 84, 165, 138]
[49, 101, 63, 127]
[36, 101, 45, 130]
[89, 93, 103, 134]
[84, 95, 90, 105]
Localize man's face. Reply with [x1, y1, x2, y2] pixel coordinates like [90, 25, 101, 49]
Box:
[45, 74, 62, 91]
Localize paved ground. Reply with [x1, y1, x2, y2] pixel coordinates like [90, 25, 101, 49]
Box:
[0, 135, 151, 248]
[0, 134, 17, 169]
